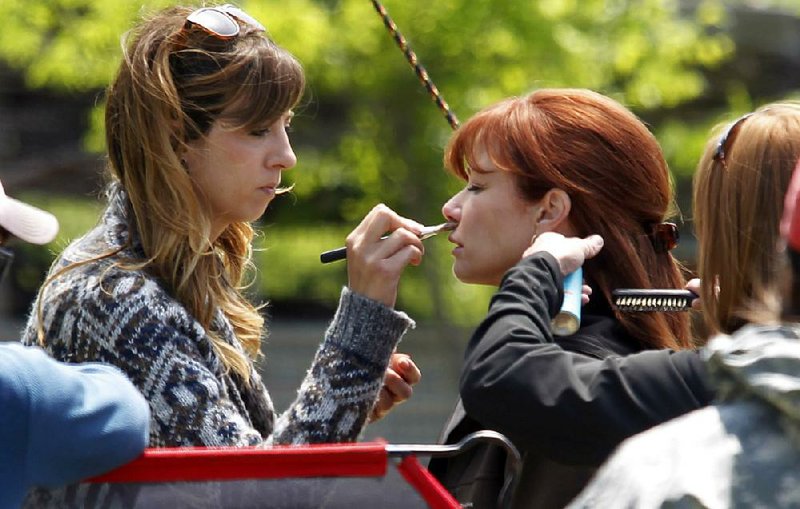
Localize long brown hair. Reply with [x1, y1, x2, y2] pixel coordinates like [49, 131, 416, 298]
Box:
[39, 5, 305, 381]
[693, 103, 800, 336]
[445, 88, 690, 350]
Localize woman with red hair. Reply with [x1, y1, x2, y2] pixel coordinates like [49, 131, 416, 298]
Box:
[430, 89, 711, 508]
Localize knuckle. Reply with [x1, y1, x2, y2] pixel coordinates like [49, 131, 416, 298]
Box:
[345, 232, 358, 247]
[396, 386, 413, 401]
[395, 228, 417, 242]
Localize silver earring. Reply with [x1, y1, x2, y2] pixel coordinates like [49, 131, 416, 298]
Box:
[530, 223, 540, 245]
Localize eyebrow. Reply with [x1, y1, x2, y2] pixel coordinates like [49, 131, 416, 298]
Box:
[468, 165, 494, 175]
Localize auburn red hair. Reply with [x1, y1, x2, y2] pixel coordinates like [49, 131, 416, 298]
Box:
[445, 88, 690, 350]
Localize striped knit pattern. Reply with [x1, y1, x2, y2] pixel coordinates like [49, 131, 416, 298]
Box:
[21, 186, 414, 448]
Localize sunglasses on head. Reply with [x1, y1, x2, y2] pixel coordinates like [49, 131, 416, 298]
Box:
[713, 112, 755, 169]
[184, 4, 265, 40]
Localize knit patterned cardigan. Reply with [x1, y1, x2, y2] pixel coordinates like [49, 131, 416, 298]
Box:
[21, 187, 414, 448]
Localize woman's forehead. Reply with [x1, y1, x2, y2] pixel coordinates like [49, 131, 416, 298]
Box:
[469, 141, 509, 172]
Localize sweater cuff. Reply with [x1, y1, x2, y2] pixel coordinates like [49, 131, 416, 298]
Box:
[325, 287, 415, 363]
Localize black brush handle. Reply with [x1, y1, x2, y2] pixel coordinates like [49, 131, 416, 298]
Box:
[612, 289, 697, 298]
[320, 234, 390, 264]
[320, 247, 348, 264]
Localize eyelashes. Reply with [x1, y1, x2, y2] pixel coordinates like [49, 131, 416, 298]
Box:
[249, 124, 293, 137]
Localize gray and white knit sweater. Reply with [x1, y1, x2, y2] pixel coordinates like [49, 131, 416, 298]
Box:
[21, 186, 414, 448]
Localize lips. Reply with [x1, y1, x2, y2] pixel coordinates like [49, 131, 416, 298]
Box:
[447, 234, 464, 257]
[258, 183, 278, 195]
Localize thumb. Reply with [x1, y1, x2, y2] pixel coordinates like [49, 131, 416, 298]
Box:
[582, 235, 604, 260]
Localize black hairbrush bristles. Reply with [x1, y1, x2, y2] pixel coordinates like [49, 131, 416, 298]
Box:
[612, 289, 697, 312]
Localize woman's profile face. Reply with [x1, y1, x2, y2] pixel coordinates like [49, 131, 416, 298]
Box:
[441, 146, 541, 286]
[184, 111, 296, 239]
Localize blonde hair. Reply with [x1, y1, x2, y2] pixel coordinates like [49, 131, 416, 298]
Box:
[693, 103, 800, 336]
[38, 5, 305, 381]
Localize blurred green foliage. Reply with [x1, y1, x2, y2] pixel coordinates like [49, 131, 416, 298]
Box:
[3, 0, 791, 324]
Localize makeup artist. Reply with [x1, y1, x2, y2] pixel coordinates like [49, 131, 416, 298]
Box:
[23, 2, 422, 460]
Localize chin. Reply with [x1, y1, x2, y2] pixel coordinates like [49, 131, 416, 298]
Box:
[246, 204, 271, 222]
[453, 264, 482, 285]
[454, 262, 504, 287]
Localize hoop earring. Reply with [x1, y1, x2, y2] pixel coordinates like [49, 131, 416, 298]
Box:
[529, 205, 545, 244]
[530, 223, 541, 245]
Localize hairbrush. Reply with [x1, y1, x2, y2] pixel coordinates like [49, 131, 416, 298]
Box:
[611, 289, 698, 312]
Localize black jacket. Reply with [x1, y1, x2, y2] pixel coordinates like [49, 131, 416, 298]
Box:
[429, 253, 714, 509]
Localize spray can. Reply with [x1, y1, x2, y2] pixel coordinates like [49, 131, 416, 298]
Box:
[551, 267, 582, 336]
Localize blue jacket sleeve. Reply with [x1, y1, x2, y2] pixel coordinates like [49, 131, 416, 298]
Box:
[0, 344, 149, 494]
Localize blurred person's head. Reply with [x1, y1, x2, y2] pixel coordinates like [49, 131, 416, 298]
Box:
[693, 103, 800, 336]
[441, 88, 690, 350]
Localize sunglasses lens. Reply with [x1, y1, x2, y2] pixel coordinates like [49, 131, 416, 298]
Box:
[220, 5, 266, 32]
[714, 112, 753, 166]
[186, 9, 240, 38]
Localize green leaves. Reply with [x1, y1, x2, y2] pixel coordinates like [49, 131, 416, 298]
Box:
[1, 0, 750, 323]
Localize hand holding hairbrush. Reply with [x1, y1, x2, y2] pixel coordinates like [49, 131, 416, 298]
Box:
[612, 289, 698, 312]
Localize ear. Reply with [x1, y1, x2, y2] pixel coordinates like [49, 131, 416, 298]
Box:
[533, 188, 572, 234]
[177, 143, 192, 172]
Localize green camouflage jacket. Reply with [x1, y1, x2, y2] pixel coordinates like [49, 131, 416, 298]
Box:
[569, 323, 800, 508]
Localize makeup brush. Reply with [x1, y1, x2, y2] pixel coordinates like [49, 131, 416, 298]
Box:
[320, 221, 457, 264]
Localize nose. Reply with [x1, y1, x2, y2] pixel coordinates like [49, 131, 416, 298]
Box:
[270, 129, 297, 171]
[442, 191, 463, 223]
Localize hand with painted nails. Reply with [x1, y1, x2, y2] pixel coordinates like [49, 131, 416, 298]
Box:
[369, 352, 422, 423]
[346, 204, 426, 307]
